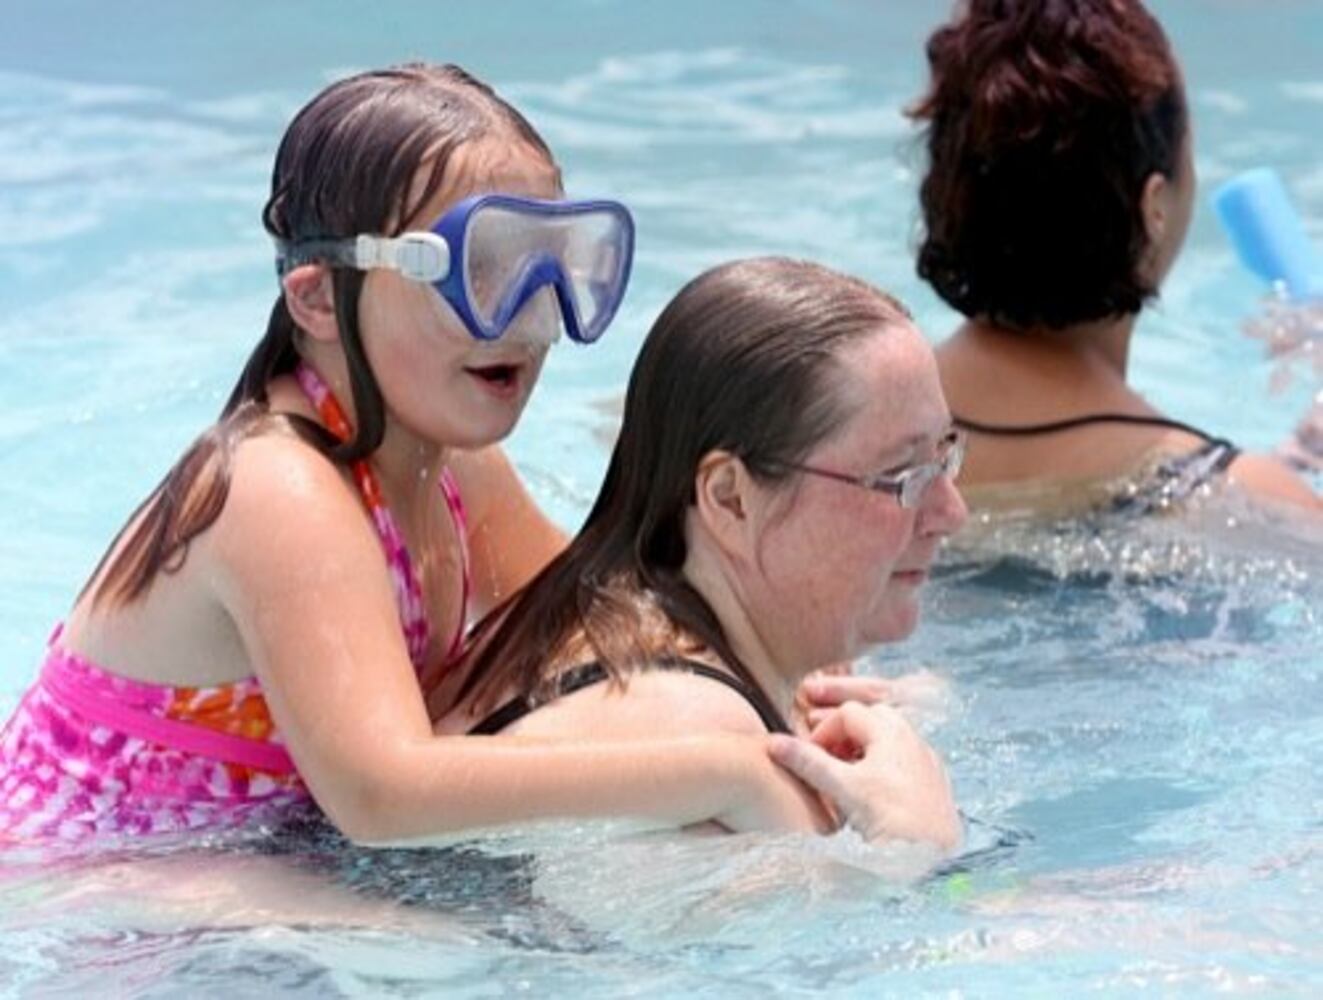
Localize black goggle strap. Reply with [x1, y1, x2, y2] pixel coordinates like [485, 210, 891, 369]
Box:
[274, 237, 359, 277]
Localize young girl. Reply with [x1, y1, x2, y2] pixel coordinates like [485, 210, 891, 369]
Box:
[0, 63, 917, 845]
[911, 0, 1320, 514]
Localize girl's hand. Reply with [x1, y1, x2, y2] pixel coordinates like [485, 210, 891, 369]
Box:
[768, 702, 961, 851]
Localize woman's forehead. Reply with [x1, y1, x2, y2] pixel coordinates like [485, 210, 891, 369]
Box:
[830, 327, 950, 446]
[838, 321, 934, 398]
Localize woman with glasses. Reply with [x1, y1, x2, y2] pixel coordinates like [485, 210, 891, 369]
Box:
[434, 257, 967, 850]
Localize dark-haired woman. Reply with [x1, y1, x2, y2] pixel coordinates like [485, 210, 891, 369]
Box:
[910, 0, 1319, 513]
[435, 257, 967, 851]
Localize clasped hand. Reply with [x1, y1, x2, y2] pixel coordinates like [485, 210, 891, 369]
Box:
[771, 667, 962, 851]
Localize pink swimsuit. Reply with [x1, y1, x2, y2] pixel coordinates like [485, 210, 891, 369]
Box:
[0, 364, 470, 841]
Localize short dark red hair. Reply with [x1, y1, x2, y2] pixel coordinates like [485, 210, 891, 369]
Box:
[910, 0, 1186, 330]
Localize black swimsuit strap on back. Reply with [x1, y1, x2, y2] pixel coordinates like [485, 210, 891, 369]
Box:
[954, 411, 1230, 445]
[467, 657, 792, 736]
[954, 411, 1242, 509]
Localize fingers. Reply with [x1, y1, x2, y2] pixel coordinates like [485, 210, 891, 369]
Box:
[885, 669, 954, 719]
[766, 733, 848, 804]
[817, 700, 897, 747]
[799, 673, 892, 709]
[805, 705, 849, 747]
[772, 710, 957, 851]
[805, 712, 861, 762]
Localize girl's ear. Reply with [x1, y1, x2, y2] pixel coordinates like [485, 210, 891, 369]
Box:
[282, 265, 339, 343]
[692, 450, 755, 558]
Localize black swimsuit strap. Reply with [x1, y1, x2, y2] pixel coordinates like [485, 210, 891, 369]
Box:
[670, 660, 792, 735]
[468, 656, 792, 736]
[954, 411, 1226, 444]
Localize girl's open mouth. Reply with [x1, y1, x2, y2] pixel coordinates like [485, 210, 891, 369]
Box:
[465, 362, 522, 396]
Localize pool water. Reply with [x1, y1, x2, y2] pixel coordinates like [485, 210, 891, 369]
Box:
[1, 1, 1321, 995]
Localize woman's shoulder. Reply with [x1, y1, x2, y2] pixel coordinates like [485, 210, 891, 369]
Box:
[1139, 429, 1318, 511]
[628, 659, 779, 735]
[492, 658, 773, 742]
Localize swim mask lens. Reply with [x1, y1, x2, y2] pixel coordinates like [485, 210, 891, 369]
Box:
[276, 194, 634, 345]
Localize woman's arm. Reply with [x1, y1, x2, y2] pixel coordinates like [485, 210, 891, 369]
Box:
[1227, 451, 1322, 511]
[1276, 393, 1322, 475]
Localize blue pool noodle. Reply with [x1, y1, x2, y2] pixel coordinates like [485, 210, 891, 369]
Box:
[1212, 167, 1323, 301]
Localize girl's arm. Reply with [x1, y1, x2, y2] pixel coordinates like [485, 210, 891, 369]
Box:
[446, 445, 569, 617]
[207, 435, 824, 842]
[435, 666, 957, 849]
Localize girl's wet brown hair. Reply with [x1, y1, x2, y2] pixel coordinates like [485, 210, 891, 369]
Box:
[88, 63, 560, 607]
[910, 0, 1186, 330]
[453, 257, 913, 717]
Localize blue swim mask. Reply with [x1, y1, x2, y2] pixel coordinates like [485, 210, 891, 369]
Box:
[275, 194, 635, 345]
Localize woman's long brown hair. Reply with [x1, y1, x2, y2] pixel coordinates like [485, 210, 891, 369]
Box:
[454, 257, 912, 717]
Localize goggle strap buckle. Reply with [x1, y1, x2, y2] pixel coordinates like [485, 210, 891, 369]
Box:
[353, 233, 451, 283]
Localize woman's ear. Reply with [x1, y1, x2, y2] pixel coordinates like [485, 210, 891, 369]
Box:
[1141, 171, 1170, 246]
[693, 450, 754, 557]
[282, 264, 339, 343]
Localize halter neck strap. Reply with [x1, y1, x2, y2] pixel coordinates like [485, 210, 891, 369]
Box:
[292, 363, 471, 674]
